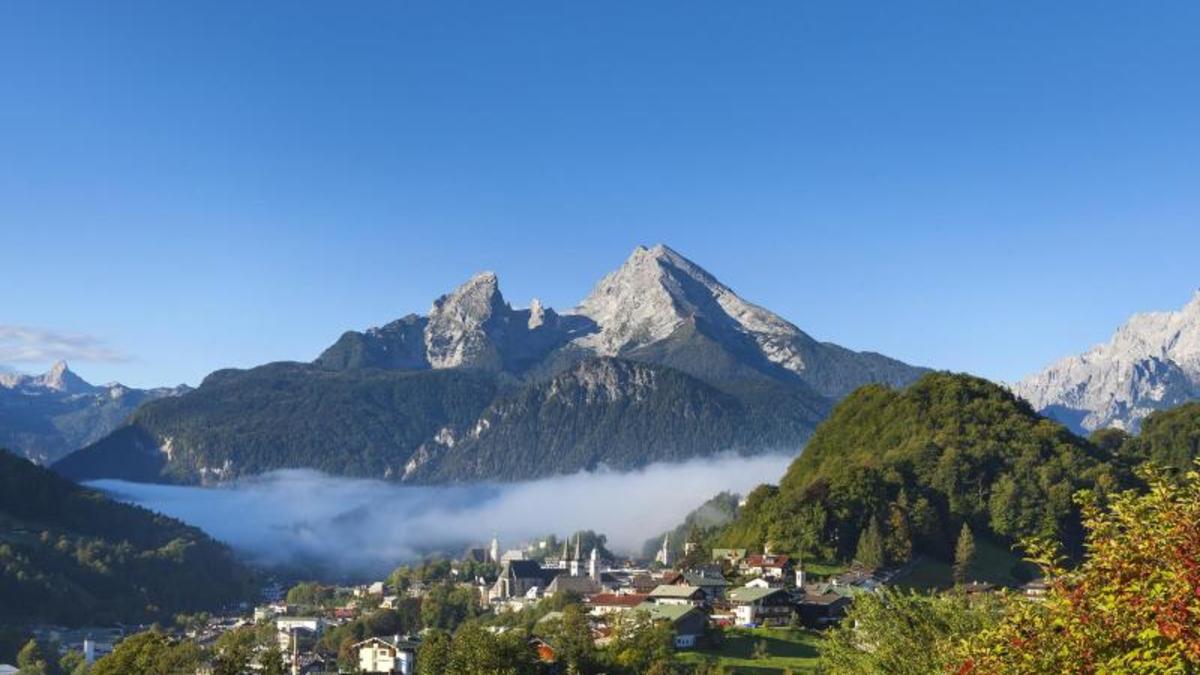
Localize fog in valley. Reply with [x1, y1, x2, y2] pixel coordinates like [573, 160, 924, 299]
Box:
[89, 453, 793, 579]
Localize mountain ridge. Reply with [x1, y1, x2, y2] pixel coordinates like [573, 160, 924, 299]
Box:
[55, 244, 928, 485]
[1013, 290, 1200, 433]
[0, 360, 189, 464]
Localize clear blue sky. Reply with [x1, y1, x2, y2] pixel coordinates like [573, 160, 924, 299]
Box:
[2, 2, 1197, 388]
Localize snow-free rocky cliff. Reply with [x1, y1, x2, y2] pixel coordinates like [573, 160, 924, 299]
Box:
[56, 245, 928, 485]
[1013, 290, 1200, 434]
[320, 244, 923, 399]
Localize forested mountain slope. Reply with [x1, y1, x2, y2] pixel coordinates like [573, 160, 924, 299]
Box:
[0, 450, 251, 625]
[719, 373, 1123, 564]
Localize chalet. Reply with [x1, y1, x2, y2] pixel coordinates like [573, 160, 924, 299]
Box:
[647, 584, 706, 606]
[740, 553, 794, 581]
[797, 591, 851, 627]
[831, 568, 882, 591]
[727, 586, 794, 627]
[352, 636, 419, 674]
[585, 593, 650, 615]
[680, 570, 729, 600]
[630, 573, 658, 594]
[637, 603, 709, 649]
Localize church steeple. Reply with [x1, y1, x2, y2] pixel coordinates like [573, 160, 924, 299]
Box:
[570, 534, 582, 577]
[656, 532, 672, 567]
[589, 546, 599, 581]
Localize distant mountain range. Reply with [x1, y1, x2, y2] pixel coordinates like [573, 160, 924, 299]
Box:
[0, 361, 188, 464]
[1014, 290, 1200, 434]
[54, 244, 927, 485]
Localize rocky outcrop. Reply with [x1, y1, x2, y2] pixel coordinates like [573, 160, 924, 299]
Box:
[1014, 290, 1200, 433]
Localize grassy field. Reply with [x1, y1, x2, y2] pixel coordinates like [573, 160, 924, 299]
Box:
[676, 627, 823, 674]
[891, 537, 1038, 590]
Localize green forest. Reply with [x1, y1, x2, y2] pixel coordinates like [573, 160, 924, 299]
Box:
[0, 450, 253, 626]
[717, 372, 1200, 573]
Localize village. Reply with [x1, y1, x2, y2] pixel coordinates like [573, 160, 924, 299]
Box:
[239, 533, 863, 674]
[6, 527, 1050, 675]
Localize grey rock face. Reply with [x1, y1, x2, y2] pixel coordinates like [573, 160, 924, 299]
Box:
[1014, 290, 1200, 433]
[318, 244, 925, 399]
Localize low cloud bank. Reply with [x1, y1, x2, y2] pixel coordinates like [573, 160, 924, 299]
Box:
[89, 453, 793, 578]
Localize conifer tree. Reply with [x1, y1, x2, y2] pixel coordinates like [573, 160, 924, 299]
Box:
[953, 523, 976, 586]
[855, 517, 885, 570]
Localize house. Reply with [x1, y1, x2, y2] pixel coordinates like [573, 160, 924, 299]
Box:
[585, 593, 650, 615]
[636, 603, 709, 649]
[630, 573, 658, 594]
[831, 568, 882, 591]
[647, 584, 706, 606]
[727, 586, 794, 627]
[740, 554, 794, 581]
[491, 560, 563, 600]
[680, 570, 729, 600]
[352, 636, 419, 674]
[797, 591, 851, 627]
[1021, 578, 1050, 601]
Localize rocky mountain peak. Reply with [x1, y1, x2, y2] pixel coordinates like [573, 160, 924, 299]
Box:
[425, 272, 512, 370]
[30, 361, 94, 394]
[429, 272, 504, 319]
[573, 244, 807, 364]
[1014, 290, 1200, 433]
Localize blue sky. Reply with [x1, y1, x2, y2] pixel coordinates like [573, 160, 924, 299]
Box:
[2, 2, 1197, 388]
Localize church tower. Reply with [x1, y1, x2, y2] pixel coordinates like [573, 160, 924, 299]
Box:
[570, 534, 583, 577]
[589, 546, 599, 581]
[656, 533, 672, 567]
[489, 535, 500, 564]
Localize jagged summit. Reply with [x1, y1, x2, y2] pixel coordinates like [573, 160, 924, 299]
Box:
[315, 243, 925, 399]
[1014, 289, 1200, 433]
[425, 271, 510, 370]
[575, 243, 807, 362]
[0, 360, 95, 394]
[36, 360, 94, 393]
